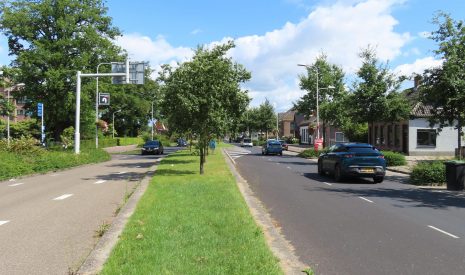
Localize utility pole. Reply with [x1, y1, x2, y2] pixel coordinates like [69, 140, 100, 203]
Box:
[151, 101, 154, 140]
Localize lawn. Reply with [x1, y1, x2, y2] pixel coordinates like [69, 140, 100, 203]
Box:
[0, 149, 110, 181]
[101, 146, 282, 275]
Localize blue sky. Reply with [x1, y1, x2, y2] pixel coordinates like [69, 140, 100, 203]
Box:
[1, 0, 465, 112]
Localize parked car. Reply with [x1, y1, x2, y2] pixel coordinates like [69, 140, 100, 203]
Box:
[141, 140, 164, 155]
[279, 140, 288, 150]
[262, 140, 283, 155]
[317, 143, 386, 183]
[241, 138, 253, 147]
[177, 138, 188, 147]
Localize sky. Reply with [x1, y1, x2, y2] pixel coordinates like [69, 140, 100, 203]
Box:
[1, 0, 464, 112]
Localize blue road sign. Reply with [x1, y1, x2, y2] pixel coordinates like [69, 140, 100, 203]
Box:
[38, 103, 43, 117]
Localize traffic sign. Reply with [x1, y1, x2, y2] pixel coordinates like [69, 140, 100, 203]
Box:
[37, 103, 43, 117]
[111, 61, 146, 85]
[99, 93, 110, 105]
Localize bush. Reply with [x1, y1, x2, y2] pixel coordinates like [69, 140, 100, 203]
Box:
[410, 161, 446, 185]
[381, 151, 407, 167]
[253, 140, 266, 146]
[298, 149, 320, 158]
[0, 137, 44, 155]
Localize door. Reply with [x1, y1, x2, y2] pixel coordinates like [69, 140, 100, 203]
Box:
[402, 125, 408, 154]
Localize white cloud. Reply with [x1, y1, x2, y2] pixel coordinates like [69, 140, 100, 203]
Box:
[115, 34, 193, 73]
[394, 56, 442, 77]
[116, 0, 414, 112]
[190, 29, 203, 35]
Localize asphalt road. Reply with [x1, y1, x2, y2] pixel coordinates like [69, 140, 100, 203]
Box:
[0, 147, 178, 275]
[227, 145, 465, 275]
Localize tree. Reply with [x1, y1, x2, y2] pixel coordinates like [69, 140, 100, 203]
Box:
[0, 0, 123, 139]
[294, 54, 348, 142]
[255, 99, 276, 139]
[351, 47, 409, 141]
[420, 13, 465, 158]
[160, 41, 251, 174]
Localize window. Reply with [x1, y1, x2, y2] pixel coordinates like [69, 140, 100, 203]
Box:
[417, 129, 436, 146]
[380, 126, 385, 145]
[335, 132, 345, 143]
[394, 125, 400, 147]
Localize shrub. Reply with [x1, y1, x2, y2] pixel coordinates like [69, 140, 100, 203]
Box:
[253, 140, 266, 146]
[60, 126, 75, 149]
[0, 136, 44, 155]
[381, 151, 407, 167]
[298, 149, 320, 158]
[410, 161, 446, 185]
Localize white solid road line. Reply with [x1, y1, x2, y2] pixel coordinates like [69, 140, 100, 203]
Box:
[323, 182, 332, 186]
[0, 220, 10, 226]
[53, 194, 73, 201]
[428, 225, 460, 239]
[94, 180, 107, 184]
[358, 196, 374, 203]
[8, 183, 24, 187]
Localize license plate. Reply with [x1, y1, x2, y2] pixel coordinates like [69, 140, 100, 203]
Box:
[360, 168, 374, 173]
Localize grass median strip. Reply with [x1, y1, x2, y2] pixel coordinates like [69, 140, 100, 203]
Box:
[101, 149, 282, 275]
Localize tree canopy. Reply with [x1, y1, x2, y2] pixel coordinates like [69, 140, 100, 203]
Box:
[160, 41, 251, 174]
[0, 0, 123, 138]
[420, 12, 465, 156]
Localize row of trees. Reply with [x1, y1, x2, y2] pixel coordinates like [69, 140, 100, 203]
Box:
[294, 13, 465, 148]
[294, 49, 410, 143]
[0, 0, 162, 140]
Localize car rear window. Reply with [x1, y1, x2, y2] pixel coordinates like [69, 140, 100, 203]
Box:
[146, 141, 160, 146]
[347, 147, 379, 154]
[244, 138, 251, 143]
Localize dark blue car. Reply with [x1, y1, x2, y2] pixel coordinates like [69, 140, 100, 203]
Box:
[262, 140, 283, 156]
[317, 143, 386, 183]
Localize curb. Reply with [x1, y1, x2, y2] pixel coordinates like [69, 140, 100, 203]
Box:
[222, 148, 307, 275]
[77, 157, 163, 275]
[386, 167, 411, 175]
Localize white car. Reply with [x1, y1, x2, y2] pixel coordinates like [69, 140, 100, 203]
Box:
[241, 138, 253, 147]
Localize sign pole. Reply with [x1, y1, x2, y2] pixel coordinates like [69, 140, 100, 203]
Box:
[95, 76, 99, 149]
[75, 71, 81, 154]
[41, 104, 44, 145]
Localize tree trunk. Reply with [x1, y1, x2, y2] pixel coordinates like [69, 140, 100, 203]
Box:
[200, 145, 205, 175]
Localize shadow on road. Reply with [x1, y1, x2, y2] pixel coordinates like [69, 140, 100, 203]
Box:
[313, 184, 465, 209]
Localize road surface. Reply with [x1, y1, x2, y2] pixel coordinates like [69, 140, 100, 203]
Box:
[226, 145, 465, 275]
[0, 148, 177, 275]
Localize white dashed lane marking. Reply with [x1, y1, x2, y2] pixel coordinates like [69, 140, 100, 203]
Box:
[226, 149, 251, 161]
[358, 196, 374, 203]
[53, 194, 73, 201]
[94, 180, 106, 184]
[117, 171, 127, 175]
[8, 183, 24, 187]
[0, 221, 10, 226]
[323, 182, 332, 186]
[428, 225, 460, 239]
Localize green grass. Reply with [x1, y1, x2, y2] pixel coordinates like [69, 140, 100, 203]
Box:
[101, 147, 282, 275]
[0, 149, 110, 181]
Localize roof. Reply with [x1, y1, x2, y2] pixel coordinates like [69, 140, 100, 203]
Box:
[278, 110, 296, 121]
[401, 87, 434, 118]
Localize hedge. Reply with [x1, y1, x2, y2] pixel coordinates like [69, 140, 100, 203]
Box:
[381, 151, 407, 167]
[410, 161, 446, 185]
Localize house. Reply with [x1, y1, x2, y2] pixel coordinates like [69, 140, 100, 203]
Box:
[0, 83, 29, 123]
[369, 83, 459, 156]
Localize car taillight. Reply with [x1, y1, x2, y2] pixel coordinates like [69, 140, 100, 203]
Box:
[378, 155, 385, 159]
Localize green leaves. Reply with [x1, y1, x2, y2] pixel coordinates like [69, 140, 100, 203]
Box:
[0, 0, 123, 138]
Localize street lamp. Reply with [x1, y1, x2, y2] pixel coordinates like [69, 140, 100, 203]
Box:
[95, 62, 124, 148]
[297, 64, 334, 141]
[151, 101, 155, 140]
[112, 109, 121, 139]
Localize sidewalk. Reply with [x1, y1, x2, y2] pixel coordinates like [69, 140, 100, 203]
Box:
[387, 155, 453, 175]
